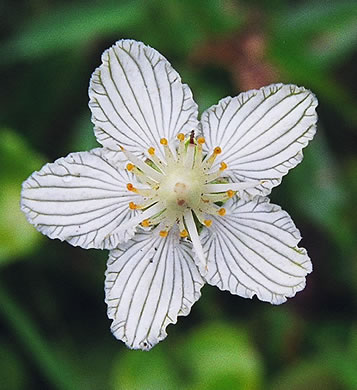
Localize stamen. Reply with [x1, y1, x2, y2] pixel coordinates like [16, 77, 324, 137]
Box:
[159, 137, 176, 163]
[126, 183, 136, 192]
[149, 211, 166, 225]
[129, 202, 137, 210]
[184, 144, 195, 169]
[177, 133, 186, 163]
[121, 147, 162, 182]
[184, 209, 207, 272]
[159, 230, 168, 237]
[131, 166, 157, 186]
[218, 208, 226, 216]
[203, 181, 262, 193]
[178, 216, 186, 233]
[135, 197, 160, 210]
[204, 169, 224, 183]
[220, 162, 227, 171]
[198, 201, 220, 215]
[126, 163, 135, 171]
[226, 190, 235, 198]
[180, 229, 188, 238]
[119, 202, 164, 234]
[141, 219, 150, 227]
[201, 192, 230, 203]
[204, 219, 212, 227]
[203, 146, 222, 170]
[147, 146, 166, 173]
[194, 137, 204, 168]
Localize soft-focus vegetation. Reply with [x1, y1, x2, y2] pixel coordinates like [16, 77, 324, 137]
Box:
[1, 0, 356, 389]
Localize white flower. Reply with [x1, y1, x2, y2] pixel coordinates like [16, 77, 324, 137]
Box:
[21, 39, 318, 350]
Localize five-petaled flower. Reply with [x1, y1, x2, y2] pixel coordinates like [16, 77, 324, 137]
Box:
[21, 39, 318, 350]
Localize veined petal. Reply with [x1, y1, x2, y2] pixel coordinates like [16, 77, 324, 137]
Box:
[201, 84, 318, 197]
[105, 229, 204, 350]
[200, 198, 312, 304]
[21, 148, 140, 250]
[89, 39, 198, 157]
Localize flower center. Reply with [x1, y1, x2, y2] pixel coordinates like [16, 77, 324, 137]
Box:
[121, 132, 262, 269]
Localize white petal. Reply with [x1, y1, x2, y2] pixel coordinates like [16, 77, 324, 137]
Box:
[201, 84, 318, 197]
[21, 148, 139, 250]
[89, 39, 198, 157]
[200, 198, 312, 304]
[105, 230, 204, 350]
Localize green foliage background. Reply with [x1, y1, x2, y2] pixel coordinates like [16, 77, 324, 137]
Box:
[1, 0, 357, 389]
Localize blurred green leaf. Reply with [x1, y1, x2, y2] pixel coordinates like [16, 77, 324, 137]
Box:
[0, 0, 145, 63]
[0, 129, 45, 265]
[273, 1, 357, 68]
[270, 359, 343, 390]
[282, 133, 354, 250]
[0, 284, 81, 390]
[69, 113, 99, 152]
[111, 346, 180, 390]
[0, 342, 26, 390]
[177, 322, 263, 390]
[270, 1, 357, 126]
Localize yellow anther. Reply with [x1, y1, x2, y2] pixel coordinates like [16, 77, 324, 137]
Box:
[180, 229, 188, 238]
[177, 133, 185, 141]
[218, 208, 226, 216]
[226, 190, 235, 198]
[126, 163, 134, 171]
[148, 147, 155, 155]
[129, 202, 137, 210]
[160, 138, 168, 145]
[214, 146, 222, 155]
[197, 137, 205, 145]
[159, 230, 168, 237]
[204, 219, 212, 227]
[126, 183, 135, 191]
[220, 162, 228, 171]
[141, 219, 150, 228]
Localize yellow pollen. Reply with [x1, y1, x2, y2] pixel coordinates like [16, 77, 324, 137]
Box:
[218, 208, 226, 216]
[226, 190, 235, 198]
[214, 146, 222, 155]
[126, 163, 134, 171]
[177, 133, 185, 141]
[159, 230, 168, 237]
[220, 162, 228, 171]
[197, 137, 205, 144]
[141, 219, 150, 227]
[126, 183, 135, 191]
[148, 147, 155, 155]
[204, 219, 212, 227]
[160, 138, 168, 145]
[129, 202, 137, 210]
[180, 229, 188, 238]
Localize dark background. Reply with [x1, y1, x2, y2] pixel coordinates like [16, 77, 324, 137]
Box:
[1, 0, 357, 389]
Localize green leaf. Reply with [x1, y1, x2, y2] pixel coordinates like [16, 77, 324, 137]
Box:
[176, 322, 263, 390]
[0, 129, 45, 265]
[0, 0, 145, 63]
[111, 346, 180, 390]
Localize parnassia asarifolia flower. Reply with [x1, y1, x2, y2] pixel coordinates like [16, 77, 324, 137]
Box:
[21, 39, 318, 350]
